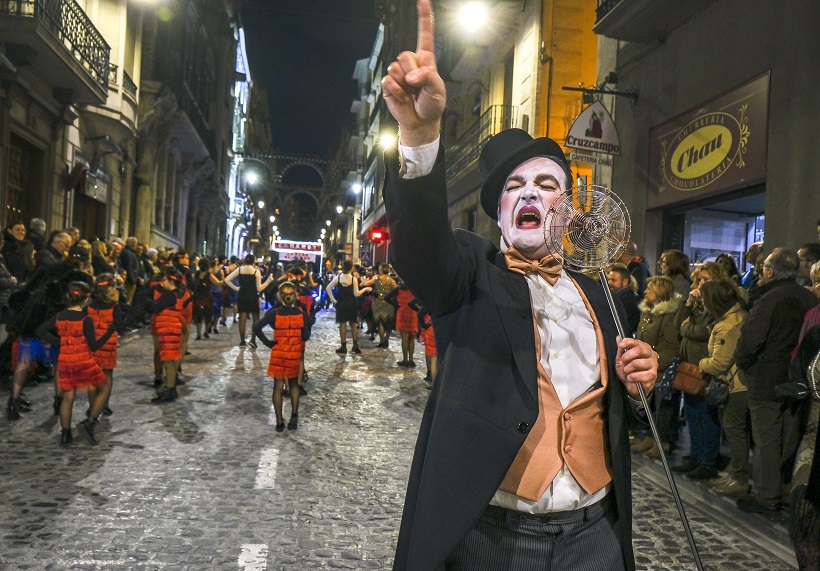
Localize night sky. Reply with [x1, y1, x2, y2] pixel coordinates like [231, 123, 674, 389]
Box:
[240, 1, 381, 157]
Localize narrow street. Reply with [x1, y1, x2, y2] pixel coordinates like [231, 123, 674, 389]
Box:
[0, 309, 799, 570]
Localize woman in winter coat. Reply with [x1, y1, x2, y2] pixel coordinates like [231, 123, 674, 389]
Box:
[632, 275, 683, 458]
[672, 262, 726, 479]
[698, 278, 750, 497]
[660, 249, 692, 298]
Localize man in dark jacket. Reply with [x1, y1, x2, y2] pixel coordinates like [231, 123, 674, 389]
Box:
[119, 237, 143, 304]
[381, 3, 658, 569]
[734, 247, 818, 513]
[607, 264, 641, 336]
[34, 232, 71, 269]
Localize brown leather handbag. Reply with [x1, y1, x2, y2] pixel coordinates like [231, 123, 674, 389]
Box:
[672, 361, 711, 397]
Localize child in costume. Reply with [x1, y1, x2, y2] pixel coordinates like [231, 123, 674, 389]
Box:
[254, 281, 312, 432]
[149, 269, 189, 403]
[87, 274, 122, 416]
[35, 282, 116, 444]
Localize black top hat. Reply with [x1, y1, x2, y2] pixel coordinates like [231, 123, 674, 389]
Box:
[479, 128, 572, 220]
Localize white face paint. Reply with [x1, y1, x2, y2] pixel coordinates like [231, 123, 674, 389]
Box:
[497, 156, 567, 260]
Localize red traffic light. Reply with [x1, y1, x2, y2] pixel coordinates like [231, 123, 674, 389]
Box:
[369, 228, 388, 243]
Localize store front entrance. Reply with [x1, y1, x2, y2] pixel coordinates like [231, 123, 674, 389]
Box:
[661, 185, 765, 273]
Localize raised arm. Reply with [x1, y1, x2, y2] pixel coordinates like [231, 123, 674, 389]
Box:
[224, 267, 240, 291]
[381, 0, 446, 147]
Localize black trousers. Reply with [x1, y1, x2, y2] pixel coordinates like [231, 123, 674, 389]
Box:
[445, 496, 625, 571]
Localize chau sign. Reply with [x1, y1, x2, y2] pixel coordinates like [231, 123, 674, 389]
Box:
[647, 73, 769, 208]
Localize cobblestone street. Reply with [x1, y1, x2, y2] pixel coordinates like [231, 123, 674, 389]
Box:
[0, 309, 799, 570]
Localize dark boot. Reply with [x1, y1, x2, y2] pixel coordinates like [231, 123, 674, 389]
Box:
[79, 417, 99, 444]
[287, 414, 298, 430]
[351, 343, 361, 354]
[7, 398, 20, 421]
[335, 343, 347, 354]
[59, 428, 73, 445]
[152, 387, 178, 403]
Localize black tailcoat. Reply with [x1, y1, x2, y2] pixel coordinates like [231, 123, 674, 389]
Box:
[383, 145, 645, 571]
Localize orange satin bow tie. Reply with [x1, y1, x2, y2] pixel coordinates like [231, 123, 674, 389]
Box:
[504, 246, 563, 286]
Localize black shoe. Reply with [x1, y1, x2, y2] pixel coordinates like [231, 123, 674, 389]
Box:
[239, 340, 246, 347]
[17, 396, 31, 412]
[369, 333, 375, 341]
[220, 320, 227, 326]
[154, 377, 163, 387]
[203, 333, 209, 339]
[248, 340, 258, 349]
[7, 398, 20, 421]
[53, 395, 63, 416]
[687, 464, 718, 480]
[299, 385, 307, 396]
[152, 387, 178, 403]
[195, 335, 201, 340]
[175, 377, 186, 386]
[424, 372, 432, 382]
[287, 414, 298, 430]
[407, 360, 416, 368]
[275, 422, 286, 433]
[672, 457, 700, 474]
[212, 327, 220, 334]
[351, 344, 361, 354]
[59, 428, 73, 445]
[736, 497, 781, 513]
[397, 360, 408, 367]
[184, 350, 191, 356]
[102, 405, 113, 417]
[79, 417, 98, 444]
[336, 344, 347, 354]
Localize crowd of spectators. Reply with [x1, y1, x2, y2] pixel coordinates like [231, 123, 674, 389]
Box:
[608, 237, 820, 570]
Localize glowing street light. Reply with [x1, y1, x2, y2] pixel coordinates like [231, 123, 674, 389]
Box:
[246, 172, 258, 185]
[325, 219, 332, 227]
[257, 200, 265, 209]
[379, 133, 396, 149]
[272, 225, 278, 231]
[352, 183, 362, 194]
[269, 215, 275, 222]
[336, 205, 343, 214]
[459, 2, 488, 33]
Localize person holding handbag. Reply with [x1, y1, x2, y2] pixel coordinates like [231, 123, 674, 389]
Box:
[698, 278, 749, 496]
[672, 263, 726, 479]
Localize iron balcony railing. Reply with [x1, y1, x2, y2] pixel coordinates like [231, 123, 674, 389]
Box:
[108, 62, 118, 85]
[1, 0, 110, 91]
[445, 104, 518, 181]
[595, 0, 622, 22]
[122, 69, 137, 98]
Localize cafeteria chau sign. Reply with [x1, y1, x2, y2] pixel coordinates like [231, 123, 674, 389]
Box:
[647, 73, 769, 208]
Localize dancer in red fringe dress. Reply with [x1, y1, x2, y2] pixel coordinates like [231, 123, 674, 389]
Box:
[418, 305, 437, 387]
[87, 273, 122, 417]
[254, 281, 312, 432]
[387, 280, 418, 367]
[35, 282, 116, 445]
[149, 269, 189, 403]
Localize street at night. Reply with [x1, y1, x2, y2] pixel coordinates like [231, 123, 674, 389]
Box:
[0, 311, 799, 570]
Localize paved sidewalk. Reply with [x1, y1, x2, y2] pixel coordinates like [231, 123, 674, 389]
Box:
[0, 309, 798, 570]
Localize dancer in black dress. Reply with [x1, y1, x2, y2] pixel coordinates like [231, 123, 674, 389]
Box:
[224, 254, 274, 347]
[326, 260, 371, 354]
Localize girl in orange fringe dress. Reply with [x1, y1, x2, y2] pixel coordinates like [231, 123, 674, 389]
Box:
[35, 282, 116, 445]
[254, 281, 312, 432]
[87, 273, 122, 417]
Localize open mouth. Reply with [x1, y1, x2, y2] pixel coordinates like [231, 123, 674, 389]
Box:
[515, 206, 542, 229]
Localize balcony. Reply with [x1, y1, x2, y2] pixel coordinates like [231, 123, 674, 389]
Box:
[0, 0, 109, 103]
[593, 0, 717, 43]
[446, 105, 518, 183]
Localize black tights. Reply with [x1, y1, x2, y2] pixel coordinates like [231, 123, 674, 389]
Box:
[272, 377, 300, 425]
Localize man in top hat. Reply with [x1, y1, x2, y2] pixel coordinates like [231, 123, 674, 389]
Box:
[380, 1, 659, 570]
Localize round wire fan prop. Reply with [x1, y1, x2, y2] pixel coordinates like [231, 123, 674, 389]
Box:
[543, 184, 631, 271]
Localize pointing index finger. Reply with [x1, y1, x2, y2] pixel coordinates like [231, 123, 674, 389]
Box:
[416, 0, 435, 54]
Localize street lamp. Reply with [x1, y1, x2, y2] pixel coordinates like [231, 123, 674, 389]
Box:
[336, 205, 343, 214]
[352, 183, 362, 194]
[246, 172, 258, 186]
[269, 215, 275, 222]
[257, 200, 265, 209]
[459, 2, 488, 33]
[379, 133, 396, 149]
[325, 219, 332, 227]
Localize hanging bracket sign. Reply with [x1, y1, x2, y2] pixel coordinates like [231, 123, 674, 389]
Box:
[565, 101, 621, 165]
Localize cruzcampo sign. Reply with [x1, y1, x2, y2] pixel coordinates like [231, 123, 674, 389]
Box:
[565, 101, 621, 166]
[647, 72, 769, 208]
